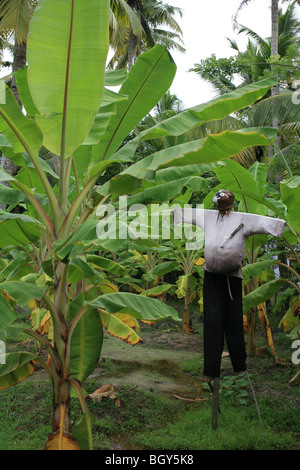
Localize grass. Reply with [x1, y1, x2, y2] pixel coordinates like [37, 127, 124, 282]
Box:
[0, 306, 299, 450]
[134, 398, 296, 450]
[0, 367, 298, 450]
[0, 377, 52, 450]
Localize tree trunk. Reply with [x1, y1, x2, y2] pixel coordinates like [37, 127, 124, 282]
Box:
[246, 307, 256, 357]
[11, 41, 27, 107]
[1, 41, 27, 209]
[128, 30, 134, 70]
[271, 0, 281, 151]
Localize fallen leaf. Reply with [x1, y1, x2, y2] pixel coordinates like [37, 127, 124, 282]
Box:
[87, 384, 118, 402]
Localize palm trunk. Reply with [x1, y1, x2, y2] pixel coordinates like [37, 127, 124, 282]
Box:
[1, 41, 27, 208]
[271, 0, 281, 152]
[11, 41, 27, 106]
[128, 30, 134, 70]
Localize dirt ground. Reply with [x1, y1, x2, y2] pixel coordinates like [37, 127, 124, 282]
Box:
[93, 322, 214, 399]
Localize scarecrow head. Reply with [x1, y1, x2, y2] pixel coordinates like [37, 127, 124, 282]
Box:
[213, 190, 235, 212]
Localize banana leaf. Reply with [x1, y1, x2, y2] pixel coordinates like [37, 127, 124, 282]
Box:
[86, 255, 126, 276]
[243, 279, 288, 313]
[0, 211, 45, 247]
[88, 292, 181, 323]
[113, 78, 278, 162]
[242, 260, 277, 285]
[143, 261, 179, 282]
[13, 66, 39, 119]
[0, 281, 47, 307]
[0, 85, 42, 153]
[69, 294, 103, 383]
[280, 176, 300, 233]
[105, 128, 277, 196]
[27, 0, 110, 158]
[215, 159, 267, 215]
[248, 162, 268, 196]
[99, 310, 142, 346]
[137, 77, 278, 142]
[92, 44, 177, 162]
[0, 294, 17, 333]
[0, 352, 38, 390]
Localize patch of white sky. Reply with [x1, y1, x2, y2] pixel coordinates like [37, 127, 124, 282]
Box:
[167, 0, 296, 108]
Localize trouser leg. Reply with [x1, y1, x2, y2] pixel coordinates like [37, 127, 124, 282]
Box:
[203, 271, 226, 378]
[224, 276, 247, 373]
[203, 271, 247, 378]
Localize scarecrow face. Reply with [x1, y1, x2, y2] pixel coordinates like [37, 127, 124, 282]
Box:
[213, 190, 235, 211]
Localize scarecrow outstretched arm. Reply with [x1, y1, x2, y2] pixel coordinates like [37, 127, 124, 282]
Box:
[172, 208, 205, 229]
[242, 213, 286, 238]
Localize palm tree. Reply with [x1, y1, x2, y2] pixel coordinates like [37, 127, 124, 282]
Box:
[233, 0, 300, 148]
[108, 0, 185, 70]
[0, 0, 37, 200]
[189, 4, 300, 166]
[0, 0, 37, 104]
[110, 0, 143, 50]
[233, 0, 280, 61]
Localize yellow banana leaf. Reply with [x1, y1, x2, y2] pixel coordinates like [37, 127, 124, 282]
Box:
[257, 303, 277, 359]
[0, 352, 37, 390]
[30, 308, 51, 336]
[45, 431, 80, 450]
[113, 312, 140, 331]
[99, 280, 119, 294]
[99, 309, 142, 346]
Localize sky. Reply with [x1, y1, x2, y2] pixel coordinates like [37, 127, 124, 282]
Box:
[166, 0, 293, 108]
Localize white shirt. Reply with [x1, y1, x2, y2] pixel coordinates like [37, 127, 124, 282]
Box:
[173, 209, 286, 278]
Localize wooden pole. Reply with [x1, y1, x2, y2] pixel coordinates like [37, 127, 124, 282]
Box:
[212, 378, 220, 430]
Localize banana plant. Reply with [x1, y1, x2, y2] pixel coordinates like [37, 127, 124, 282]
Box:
[0, 0, 280, 450]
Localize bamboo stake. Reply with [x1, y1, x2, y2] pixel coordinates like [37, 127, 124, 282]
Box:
[246, 370, 264, 435]
[211, 378, 220, 430]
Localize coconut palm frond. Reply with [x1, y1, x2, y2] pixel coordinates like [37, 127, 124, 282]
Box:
[233, 146, 258, 168]
[0, 0, 37, 44]
[151, 29, 185, 52]
[232, 0, 254, 30]
[280, 121, 300, 141]
[184, 115, 246, 142]
[227, 37, 240, 52]
[250, 90, 300, 126]
[142, 0, 183, 34]
[110, 0, 143, 37]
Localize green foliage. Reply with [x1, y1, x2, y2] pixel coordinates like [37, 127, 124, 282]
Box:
[222, 373, 251, 405]
[0, 0, 293, 450]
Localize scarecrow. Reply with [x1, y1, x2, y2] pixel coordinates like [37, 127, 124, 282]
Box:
[173, 190, 286, 428]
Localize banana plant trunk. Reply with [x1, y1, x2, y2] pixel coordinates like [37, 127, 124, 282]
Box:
[182, 283, 192, 333]
[246, 307, 256, 357]
[246, 278, 257, 357]
[49, 260, 73, 442]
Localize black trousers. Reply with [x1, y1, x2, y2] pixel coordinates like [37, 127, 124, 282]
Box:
[203, 270, 247, 378]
